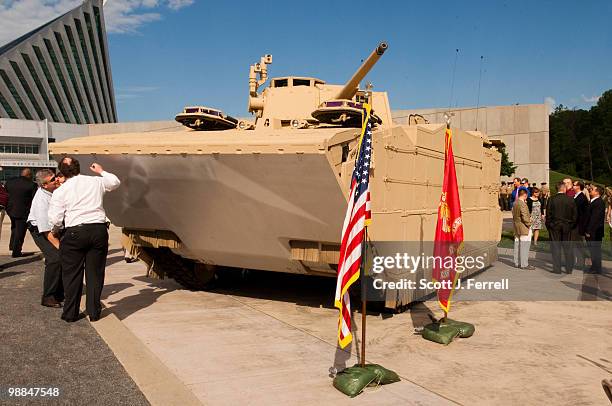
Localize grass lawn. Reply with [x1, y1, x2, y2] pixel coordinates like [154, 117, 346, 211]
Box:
[548, 170, 608, 192]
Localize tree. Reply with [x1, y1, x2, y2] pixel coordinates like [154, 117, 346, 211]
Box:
[499, 145, 517, 177]
[549, 91, 612, 185]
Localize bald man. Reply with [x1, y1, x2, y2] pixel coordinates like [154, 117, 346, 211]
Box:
[5, 168, 37, 257]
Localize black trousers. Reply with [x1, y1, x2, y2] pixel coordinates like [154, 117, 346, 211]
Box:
[571, 228, 588, 269]
[586, 237, 603, 273]
[60, 223, 108, 320]
[549, 223, 573, 273]
[9, 216, 27, 255]
[29, 227, 64, 301]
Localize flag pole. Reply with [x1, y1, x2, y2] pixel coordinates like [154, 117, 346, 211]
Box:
[441, 115, 452, 325]
[360, 226, 368, 367]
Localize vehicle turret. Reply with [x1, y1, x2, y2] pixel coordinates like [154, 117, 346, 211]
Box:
[177, 42, 391, 131]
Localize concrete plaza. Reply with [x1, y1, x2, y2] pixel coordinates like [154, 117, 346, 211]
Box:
[1, 223, 610, 405]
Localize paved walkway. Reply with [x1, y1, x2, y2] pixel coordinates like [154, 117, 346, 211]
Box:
[98, 238, 610, 405]
[0, 254, 148, 405]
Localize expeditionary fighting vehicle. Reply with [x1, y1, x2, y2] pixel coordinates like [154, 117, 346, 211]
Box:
[51, 42, 502, 309]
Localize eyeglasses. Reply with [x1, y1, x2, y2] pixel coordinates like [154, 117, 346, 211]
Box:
[44, 175, 56, 185]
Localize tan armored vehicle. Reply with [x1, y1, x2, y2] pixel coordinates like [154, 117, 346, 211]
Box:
[51, 42, 502, 308]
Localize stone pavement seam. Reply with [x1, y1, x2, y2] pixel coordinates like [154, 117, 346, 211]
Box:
[83, 303, 203, 406]
[225, 293, 460, 405]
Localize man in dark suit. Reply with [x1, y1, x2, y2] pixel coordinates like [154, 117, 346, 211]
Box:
[5, 168, 37, 257]
[571, 181, 590, 269]
[546, 181, 577, 274]
[584, 186, 606, 274]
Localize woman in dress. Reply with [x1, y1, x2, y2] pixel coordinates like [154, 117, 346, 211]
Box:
[528, 187, 543, 246]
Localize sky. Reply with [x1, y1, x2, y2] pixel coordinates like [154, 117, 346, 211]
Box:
[1, 0, 611, 122]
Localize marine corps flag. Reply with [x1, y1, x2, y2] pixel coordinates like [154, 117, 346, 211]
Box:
[334, 105, 373, 348]
[432, 125, 464, 313]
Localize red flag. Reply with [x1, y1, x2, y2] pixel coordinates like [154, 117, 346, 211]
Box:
[432, 126, 464, 313]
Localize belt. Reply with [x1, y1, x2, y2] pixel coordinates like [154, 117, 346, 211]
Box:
[66, 223, 107, 229]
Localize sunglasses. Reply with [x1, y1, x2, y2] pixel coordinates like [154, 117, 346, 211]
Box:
[44, 175, 56, 185]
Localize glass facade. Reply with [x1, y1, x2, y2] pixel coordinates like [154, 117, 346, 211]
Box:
[21, 53, 60, 122]
[0, 69, 33, 120]
[0, 143, 40, 154]
[0, 90, 17, 118]
[9, 61, 45, 120]
[83, 13, 110, 122]
[64, 24, 99, 122]
[43, 38, 82, 124]
[32, 45, 71, 123]
[0, 167, 50, 183]
[53, 31, 90, 123]
[93, 6, 115, 121]
[73, 20, 103, 122]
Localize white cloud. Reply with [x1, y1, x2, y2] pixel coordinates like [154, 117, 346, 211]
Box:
[544, 96, 556, 114]
[116, 93, 141, 100]
[166, 0, 193, 10]
[118, 85, 159, 92]
[581, 94, 601, 103]
[116, 84, 158, 102]
[0, 0, 195, 46]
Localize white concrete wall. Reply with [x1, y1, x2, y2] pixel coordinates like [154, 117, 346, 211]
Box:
[49, 122, 89, 142]
[392, 104, 549, 184]
[0, 118, 56, 169]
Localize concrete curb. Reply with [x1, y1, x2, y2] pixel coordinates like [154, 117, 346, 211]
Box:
[82, 301, 202, 406]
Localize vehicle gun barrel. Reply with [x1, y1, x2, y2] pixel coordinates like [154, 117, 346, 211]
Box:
[334, 42, 388, 100]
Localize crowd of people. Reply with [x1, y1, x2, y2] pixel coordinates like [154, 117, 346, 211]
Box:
[0, 157, 120, 322]
[508, 176, 611, 273]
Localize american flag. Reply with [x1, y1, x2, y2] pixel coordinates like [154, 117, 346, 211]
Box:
[334, 105, 373, 349]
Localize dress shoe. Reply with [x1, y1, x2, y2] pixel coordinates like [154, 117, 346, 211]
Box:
[41, 297, 62, 308]
[61, 312, 85, 323]
[11, 252, 22, 258]
[523, 265, 536, 270]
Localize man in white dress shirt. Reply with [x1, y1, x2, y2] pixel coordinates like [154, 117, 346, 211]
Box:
[27, 169, 63, 307]
[48, 157, 120, 322]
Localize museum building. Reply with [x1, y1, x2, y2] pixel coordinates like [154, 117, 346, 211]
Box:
[0, 0, 115, 180]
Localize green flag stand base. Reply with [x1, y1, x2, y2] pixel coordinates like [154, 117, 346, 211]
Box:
[333, 363, 400, 397]
[421, 318, 475, 346]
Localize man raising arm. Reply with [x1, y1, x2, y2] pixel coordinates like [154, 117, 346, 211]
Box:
[48, 158, 120, 322]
